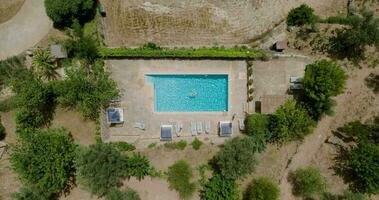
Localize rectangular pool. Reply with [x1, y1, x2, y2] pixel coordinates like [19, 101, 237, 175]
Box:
[146, 74, 228, 112]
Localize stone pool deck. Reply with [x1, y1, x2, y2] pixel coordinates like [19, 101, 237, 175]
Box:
[102, 59, 247, 147]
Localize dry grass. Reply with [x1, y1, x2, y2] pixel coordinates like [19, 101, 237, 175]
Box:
[0, 0, 24, 24]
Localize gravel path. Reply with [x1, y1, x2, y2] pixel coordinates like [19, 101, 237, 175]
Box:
[0, 0, 51, 60]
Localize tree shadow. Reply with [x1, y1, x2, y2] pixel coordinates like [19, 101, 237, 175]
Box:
[365, 73, 379, 94]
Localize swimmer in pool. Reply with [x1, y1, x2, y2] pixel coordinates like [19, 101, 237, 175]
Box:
[190, 91, 197, 97]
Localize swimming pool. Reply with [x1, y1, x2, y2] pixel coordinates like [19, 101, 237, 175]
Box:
[146, 74, 228, 112]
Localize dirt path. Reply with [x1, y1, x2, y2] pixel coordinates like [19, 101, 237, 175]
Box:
[279, 67, 379, 200]
[0, 0, 52, 60]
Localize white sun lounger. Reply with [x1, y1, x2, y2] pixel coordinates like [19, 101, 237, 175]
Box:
[238, 119, 245, 131]
[205, 121, 211, 134]
[197, 121, 204, 134]
[175, 122, 183, 137]
[134, 122, 146, 130]
[191, 122, 197, 136]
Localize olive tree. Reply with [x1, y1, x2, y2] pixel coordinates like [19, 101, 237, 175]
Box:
[287, 4, 316, 26]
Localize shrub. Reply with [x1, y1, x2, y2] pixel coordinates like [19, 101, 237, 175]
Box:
[167, 160, 196, 199]
[245, 177, 280, 200]
[76, 143, 128, 196]
[247, 79, 254, 85]
[31, 48, 58, 81]
[10, 128, 77, 197]
[148, 142, 157, 148]
[322, 191, 368, 200]
[12, 187, 50, 200]
[214, 137, 257, 180]
[164, 140, 187, 150]
[0, 116, 5, 140]
[44, 0, 96, 27]
[270, 100, 315, 143]
[287, 4, 316, 26]
[291, 167, 326, 198]
[105, 188, 141, 200]
[249, 88, 254, 94]
[191, 138, 203, 150]
[246, 114, 270, 138]
[302, 60, 347, 119]
[125, 153, 151, 181]
[201, 174, 240, 200]
[111, 141, 136, 151]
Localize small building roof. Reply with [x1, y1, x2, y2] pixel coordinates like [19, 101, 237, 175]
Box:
[50, 44, 67, 59]
[161, 125, 173, 141]
[219, 121, 232, 137]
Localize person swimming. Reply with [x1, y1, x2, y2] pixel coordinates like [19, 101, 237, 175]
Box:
[190, 91, 197, 97]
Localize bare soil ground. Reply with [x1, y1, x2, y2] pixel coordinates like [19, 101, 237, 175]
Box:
[0, 0, 24, 24]
[100, 0, 345, 47]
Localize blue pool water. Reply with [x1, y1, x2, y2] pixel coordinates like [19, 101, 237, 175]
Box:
[146, 74, 228, 112]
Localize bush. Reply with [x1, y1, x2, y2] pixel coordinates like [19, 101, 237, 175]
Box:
[214, 137, 258, 180]
[201, 174, 240, 200]
[99, 46, 267, 60]
[76, 143, 128, 196]
[191, 138, 203, 150]
[125, 153, 151, 181]
[167, 160, 196, 199]
[105, 188, 141, 200]
[270, 100, 315, 144]
[322, 191, 368, 200]
[111, 141, 136, 151]
[0, 116, 5, 140]
[12, 187, 50, 200]
[291, 167, 326, 198]
[164, 140, 187, 150]
[10, 128, 77, 197]
[44, 0, 96, 27]
[245, 177, 280, 200]
[302, 60, 347, 119]
[31, 48, 58, 81]
[246, 114, 270, 138]
[287, 4, 316, 26]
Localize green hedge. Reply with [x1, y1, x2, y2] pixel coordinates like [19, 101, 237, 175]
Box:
[99, 47, 268, 60]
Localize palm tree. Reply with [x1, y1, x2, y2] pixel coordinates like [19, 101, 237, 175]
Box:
[32, 48, 59, 81]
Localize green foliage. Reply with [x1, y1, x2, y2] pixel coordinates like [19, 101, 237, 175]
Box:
[291, 167, 326, 198]
[246, 114, 270, 139]
[338, 142, 379, 194]
[287, 4, 316, 26]
[31, 48, 58, 80]
[270, 100, 314, 143]
[10, 128, 77, 197]
[365, 73, 379, 94]
[54, 61, 118, 119]
[191, 138, 203, 150]
[111, 141, 136, 151]
[328, 10, 379, 62]
[214, 137, 257, 180]
[0, 56, 28, 89]
[44, 0, 95, 27]
[105, 188, 141, 200]
[76, 143, 128, 196]
[167, 160, 196, 199]
[12, 187, 49, 200]
[148, 142, 157, 148]
[14, 77, 56, 129]
[245, 177, 280, 200]
[125, 153, 151, 181]
[164, 140, 187, 150]
[337, 118, 379, 143]
[302, 60, 347, 119]
[99, 46, 267, 60]
[0, 116, 5, 140]
[201, 174, 240, 200]
[322, 191, 369, 200]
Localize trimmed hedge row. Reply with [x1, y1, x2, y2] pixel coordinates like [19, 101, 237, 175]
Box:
[98, 47, 268, 59]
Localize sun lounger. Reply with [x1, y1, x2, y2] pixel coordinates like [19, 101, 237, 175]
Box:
[238, 119, 245, 131]
[161, 125, 173, 141]
[205, 121, 211, 134]
[219, 121, 233, 137]
[134, 122, 146, 130]
[175, 122, 183, 137]
[191, 122, 197, 136]
[197, 121, 204, 134]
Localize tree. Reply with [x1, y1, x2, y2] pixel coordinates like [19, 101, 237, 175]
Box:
[167, 160, 196, 199]
[214, 137, 257, 180]
[245, 177, 280, 200]
[246, 114, 270, 152]
[338, 142, 379, 194]
[287, 4, 316, 26]
[76, 143, 128, 196]
[302, 60, 347, 119]
[290, 167, 326, 198]
[105, 188, 141, 200]
[322, 191, 368, 200]
[54, 61, 118, 120]
[44, 0, 95, 27]
[125, 153, 151, 181]
[10, 128, 77, 198]
[31, 48, 59, 80]
[0, 116, 5, 140]
[270, 100, 315, 143]
[201, 174, 240, 200]
[328, 10, 379, 62]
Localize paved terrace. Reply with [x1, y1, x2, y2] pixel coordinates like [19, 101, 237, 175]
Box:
[102, 59, 247, 147]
